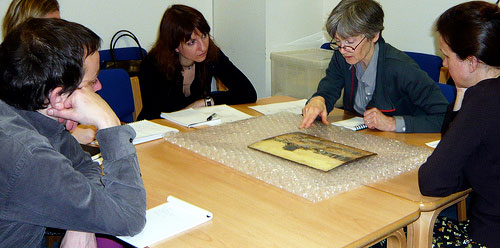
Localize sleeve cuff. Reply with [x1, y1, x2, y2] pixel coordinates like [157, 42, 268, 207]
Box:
[394, 116, 406, 132]
[96, 125, 136, 160]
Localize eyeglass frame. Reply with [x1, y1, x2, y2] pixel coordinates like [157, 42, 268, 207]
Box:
[329, 36, 366, 52]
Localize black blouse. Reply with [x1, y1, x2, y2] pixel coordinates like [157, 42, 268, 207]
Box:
[137, 49, 257, 120]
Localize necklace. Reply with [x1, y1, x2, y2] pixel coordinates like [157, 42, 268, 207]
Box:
[182, 63, 194, 71]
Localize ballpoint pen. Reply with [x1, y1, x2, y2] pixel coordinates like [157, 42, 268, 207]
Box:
[206, 113, 217, 121]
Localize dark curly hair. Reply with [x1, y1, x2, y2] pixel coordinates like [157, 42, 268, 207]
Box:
[0, 18, 100, 111]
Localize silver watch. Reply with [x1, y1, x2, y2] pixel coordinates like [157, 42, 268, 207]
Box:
[204, 97, 213, 107]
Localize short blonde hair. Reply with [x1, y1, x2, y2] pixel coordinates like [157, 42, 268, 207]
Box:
[2, 0, 59, 38]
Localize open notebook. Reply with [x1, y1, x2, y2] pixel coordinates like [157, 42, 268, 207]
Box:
[127, 120, 179, 145]
[160, 105, 252, 128]
[117, 196, 213, 247]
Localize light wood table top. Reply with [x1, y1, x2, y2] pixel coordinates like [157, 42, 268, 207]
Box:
[322, 107, 470, 248]
[137, 96, 420, 248]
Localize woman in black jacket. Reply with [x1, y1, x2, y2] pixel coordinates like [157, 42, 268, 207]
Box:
[137, 4, 257, 120]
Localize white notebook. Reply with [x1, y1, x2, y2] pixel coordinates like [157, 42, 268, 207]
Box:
[160, 105, 252, 128]
[332, 117, 368, 131]
[117, 196, 213, 248]
[127, 120, 179, 145]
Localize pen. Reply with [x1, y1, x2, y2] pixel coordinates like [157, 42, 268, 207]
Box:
[206, 113, 217, 121]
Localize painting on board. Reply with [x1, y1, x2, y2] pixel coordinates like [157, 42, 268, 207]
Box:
[248, 132, 376, 171]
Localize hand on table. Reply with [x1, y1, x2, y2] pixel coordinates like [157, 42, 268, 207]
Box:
[363, 108, 396, 131]
[299, 96, 329, 129]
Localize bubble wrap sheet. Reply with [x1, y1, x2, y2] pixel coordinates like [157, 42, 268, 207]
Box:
[163, 112, 432, 202]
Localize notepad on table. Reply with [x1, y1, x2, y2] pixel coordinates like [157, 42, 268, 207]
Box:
[160, 105, 252, 128]
[332, 117, 368, 131]
[127, 120, 179, 145]
[117, 196, 213, 248]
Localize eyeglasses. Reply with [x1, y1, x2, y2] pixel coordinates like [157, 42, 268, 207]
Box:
[329, 36, 366, 52]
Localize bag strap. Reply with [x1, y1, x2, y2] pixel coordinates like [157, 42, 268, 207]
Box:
[109, 30, 145, 62]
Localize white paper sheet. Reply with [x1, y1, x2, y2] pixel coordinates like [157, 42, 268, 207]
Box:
[425, 140, 440, 148]
[117, 196, 213, 248]
[249, 99, 308, 115]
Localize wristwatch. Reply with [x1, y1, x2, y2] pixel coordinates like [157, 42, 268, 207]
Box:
[204, 96, 213, 107]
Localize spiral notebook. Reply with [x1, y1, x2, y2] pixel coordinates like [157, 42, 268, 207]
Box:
[332, 117, 368, 131]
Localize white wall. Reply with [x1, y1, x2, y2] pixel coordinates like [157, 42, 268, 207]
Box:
[0, 0, 497, 98]
[213, 0, 267, 98]
[322, 0, 497, 56]
[265, 1, 324, 97]
[0, 0, 213, 50]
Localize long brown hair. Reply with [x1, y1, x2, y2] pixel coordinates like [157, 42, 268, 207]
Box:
[149, 4, 219, 84]
[2, 0, 59, 38]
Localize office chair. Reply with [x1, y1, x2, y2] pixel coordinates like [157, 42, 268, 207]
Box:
[97, 68, 135, 123]
[436, 82, 456, 103]
[404, 51, 443, 82]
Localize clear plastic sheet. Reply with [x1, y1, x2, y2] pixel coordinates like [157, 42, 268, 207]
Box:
[163, 112, 432, 202]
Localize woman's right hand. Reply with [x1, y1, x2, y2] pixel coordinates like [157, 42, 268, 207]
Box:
[299, 96, 329, 129]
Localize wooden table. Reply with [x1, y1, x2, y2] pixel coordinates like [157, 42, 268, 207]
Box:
[136, 96, 420, 247]
[242, 96, 470, 248]
[310, 101, 470, 248]
[360, 130, 470, 248]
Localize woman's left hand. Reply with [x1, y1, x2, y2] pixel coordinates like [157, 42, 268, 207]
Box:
[363, 108, 396, 131]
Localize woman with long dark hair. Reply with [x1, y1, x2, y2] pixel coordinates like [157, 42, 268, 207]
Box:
[137, 4, 257, 120]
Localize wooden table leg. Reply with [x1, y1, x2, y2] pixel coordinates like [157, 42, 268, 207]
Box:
[407, 194, 469, 248]
[386, 228, 407, 248]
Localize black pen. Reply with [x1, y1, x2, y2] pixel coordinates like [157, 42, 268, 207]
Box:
[206, 113, 217, 121]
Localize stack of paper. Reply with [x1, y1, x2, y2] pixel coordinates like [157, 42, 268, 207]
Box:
[117, 196, 213, 247]
[127, 120, 179, 145]
[249, 99, 308, 115]
[331, 117, 368, 131]
[160, 105, 252, 128]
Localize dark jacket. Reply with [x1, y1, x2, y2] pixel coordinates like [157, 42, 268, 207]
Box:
[0, 100, 146, 247]
[137, 49, 257, 120]
[312, 37, 448, 133]
[419, 77, 500, 247]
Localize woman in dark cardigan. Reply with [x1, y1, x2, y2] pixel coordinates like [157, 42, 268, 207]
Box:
[137, 4, 256, 120]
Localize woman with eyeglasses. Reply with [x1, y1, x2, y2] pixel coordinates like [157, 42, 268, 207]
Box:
[137, 4, 257, 120]
[419, 1, 500, 247]
[300, 0, 448, 133]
